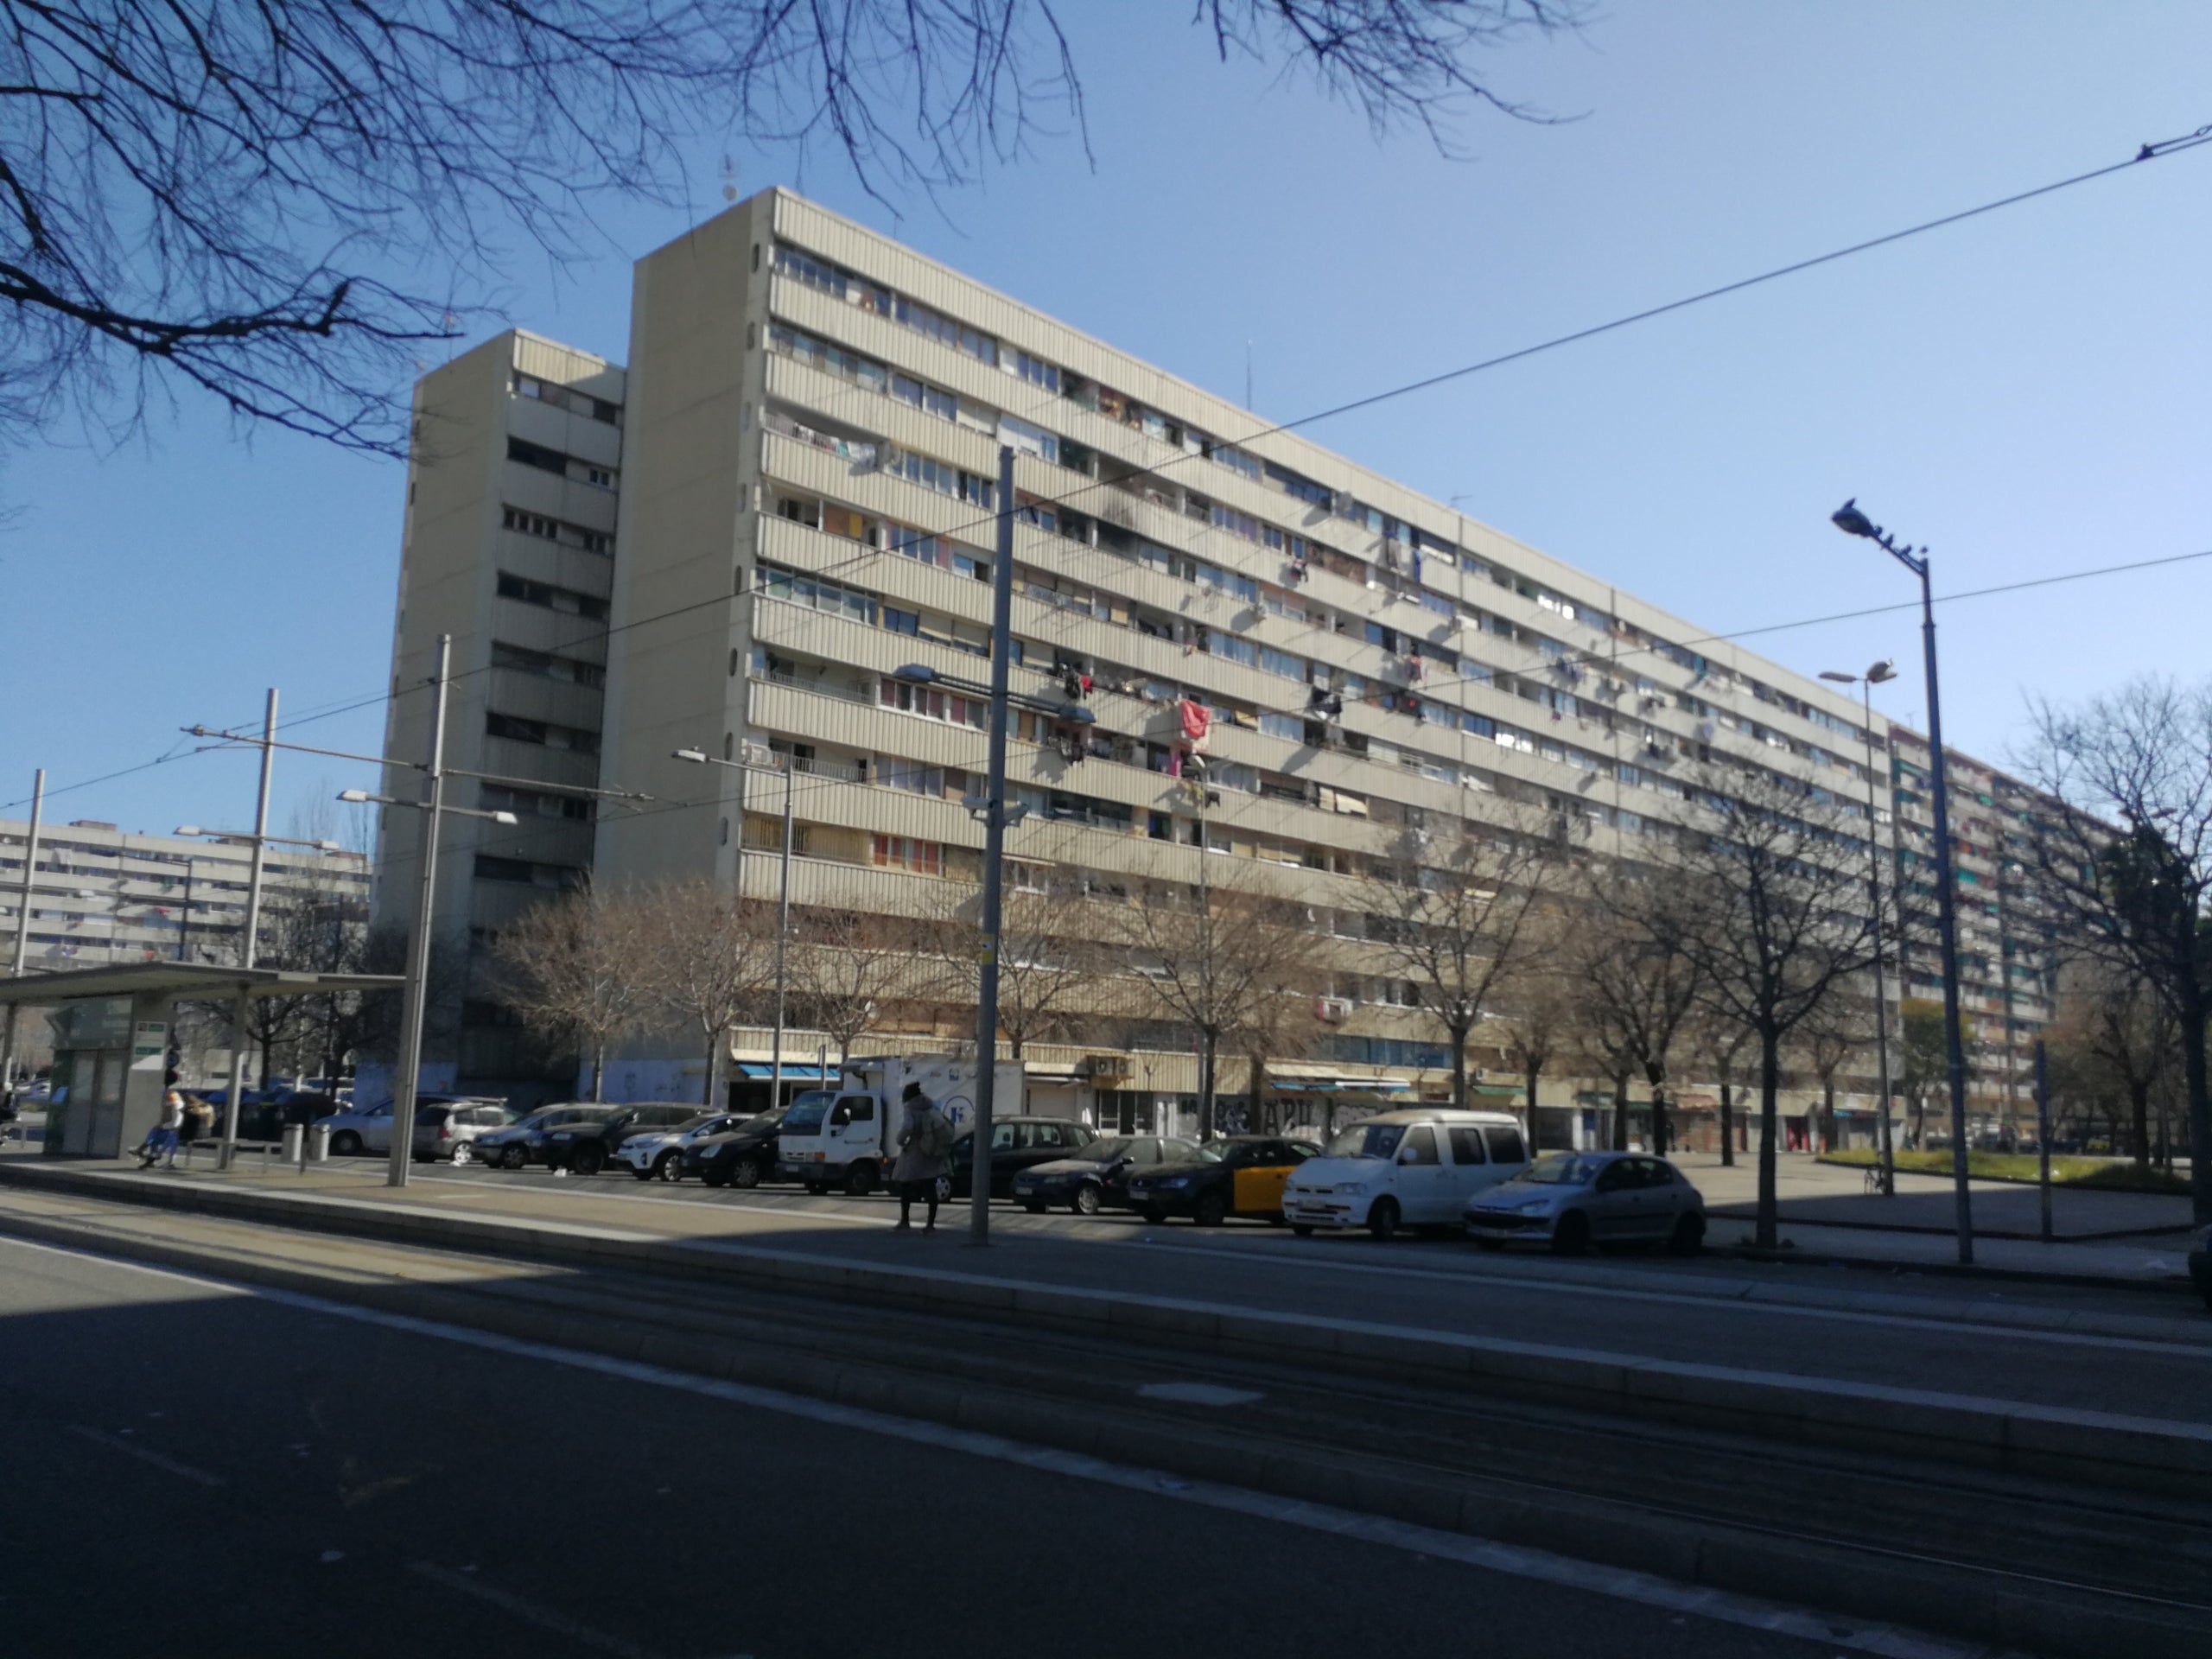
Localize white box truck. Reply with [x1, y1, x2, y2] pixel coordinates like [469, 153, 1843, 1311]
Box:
[775, 1055, 1025, 1196]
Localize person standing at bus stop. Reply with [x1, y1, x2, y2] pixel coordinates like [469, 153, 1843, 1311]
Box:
[891, 1082, 954, 1233]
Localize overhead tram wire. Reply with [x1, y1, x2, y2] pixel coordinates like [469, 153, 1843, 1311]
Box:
[223, 118, 2212, 748]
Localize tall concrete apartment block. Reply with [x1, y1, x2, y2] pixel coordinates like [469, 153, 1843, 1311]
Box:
[584, 188, 1906, 1124]
[373, 330, 626, 1095]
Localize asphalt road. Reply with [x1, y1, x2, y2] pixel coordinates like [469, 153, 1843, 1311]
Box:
[0, 1235, 1868, 1659]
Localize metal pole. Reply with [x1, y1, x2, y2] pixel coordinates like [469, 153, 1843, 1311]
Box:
[218, 690, 279, 1171]
[767, 757, 793, 1113]
[2035, 1039, 2052, 1244]
[969, 445, 1017, 1245]
[387, 638, 451, 1189]
[1, 768, 45, 1094]
[1862, 686, 1897, 1198]
[1916, 567, 1975, 1263]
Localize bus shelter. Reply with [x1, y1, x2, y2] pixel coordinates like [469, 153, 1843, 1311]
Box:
[0, 962, 402, 1159]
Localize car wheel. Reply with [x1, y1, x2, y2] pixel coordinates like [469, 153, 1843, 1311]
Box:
[1071, 1183, 1102, 1217]
[702, 1165, 731, 1189]
[656, 1152, 682, 1182]
[1141, 1204, 1167, 1224]
[1022, 1199, 1047, 1215]
[499, 1146, 526, 1171]
[1550, 1211, 1592, 1256]
[1291, 1224, 1315, 1237]
[1667, 1211, 1706, 1255]
[934, 1174, 956, 1205]
[1193, 1191, 1228, 1228]
[330, 1131, 361, 1157]
[731, 1159, 764, 1190]
[1366, 1197, 1402, 1243]
[570, 1144, 605, 1178]
[630, 1163, 656, 1181]
[450, 1142, 474, 1166]
[845, 1163, 877, 1198]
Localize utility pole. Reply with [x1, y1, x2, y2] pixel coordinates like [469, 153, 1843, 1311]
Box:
[387, 637, 451, 1189]
[0, 768, 45, 1094]
[2035, 1039, 2052, 1244]
[218, 690, 278, 1170]
[969, 445, 1017, 1246]
[767, 756, 795, 1114]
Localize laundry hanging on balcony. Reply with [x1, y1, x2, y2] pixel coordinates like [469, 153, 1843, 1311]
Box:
[1178, 698, 1212, 753]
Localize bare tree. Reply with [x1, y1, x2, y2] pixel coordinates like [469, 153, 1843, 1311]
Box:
[0, 3, 1572, 456]
[1115, 866, 1319, 1141]
[2021, 678, 2212, 1221]
[490, 882, 651, 1102]
[1798, 988, 1878, 1156]
[1691, 1015, 1754, 1168]
[2050, 955, 2176, 1173]
[1500, 963, 1575, 1146]
[1558, 861, 1704, 1155]
[638, 879, 776, 1109]
[1373, 816, 1561, 1112]
[1662, 766, 1879, 1246]
[928, 885, 1104, 1059]
[790, 906, 940, 1070]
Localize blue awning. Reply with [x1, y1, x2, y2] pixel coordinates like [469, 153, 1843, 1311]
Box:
[736, 1064, 832, 1081]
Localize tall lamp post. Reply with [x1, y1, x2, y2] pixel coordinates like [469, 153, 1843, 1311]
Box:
[674, 745, 796, 1109]
[1830, 501, 1974, 1262]
[1817, 661, 1900, 1198]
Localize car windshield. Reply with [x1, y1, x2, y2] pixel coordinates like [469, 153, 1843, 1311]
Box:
[781, 1091, 834, 1134]
[674, 1114, 718, 1133]
[1077, 1137, 1133, 1161]
[1325, 1122, 1405, 1160]
[1516, 1154, 1606, 1186]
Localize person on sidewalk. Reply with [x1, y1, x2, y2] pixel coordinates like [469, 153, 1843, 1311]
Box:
[891, 1082, 955, 1233]
[138, 1090, 187, 1168]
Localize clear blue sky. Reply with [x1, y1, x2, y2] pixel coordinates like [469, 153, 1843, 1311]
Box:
[5, 2, 2208, 840]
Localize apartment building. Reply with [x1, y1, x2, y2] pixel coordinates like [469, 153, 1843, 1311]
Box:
[1883, 727, 2067, 1138]
[371, 331, 626, 1096]
[551, 188, 1907, 1131]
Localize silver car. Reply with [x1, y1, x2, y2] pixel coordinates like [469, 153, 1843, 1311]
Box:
[410, 1101, 518, 1164]
[1463, 1151, 1706, 1255]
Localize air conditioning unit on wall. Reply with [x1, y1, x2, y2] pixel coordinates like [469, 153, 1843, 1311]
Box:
[1315, 996, 1352, 1024]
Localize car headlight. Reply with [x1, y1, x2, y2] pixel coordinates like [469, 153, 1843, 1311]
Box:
[1335, 1181, 1366, 1197]
[1160, 1175, 1192, 1188]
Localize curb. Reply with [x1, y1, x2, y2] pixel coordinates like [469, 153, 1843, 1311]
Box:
[7, 1160, 2210, 1503]
[1708, 1237, 2195, 1293]
[2, 1200, 2202, 1659]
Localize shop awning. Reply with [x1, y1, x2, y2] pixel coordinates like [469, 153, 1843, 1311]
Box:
[735, 1063, 833, 1081]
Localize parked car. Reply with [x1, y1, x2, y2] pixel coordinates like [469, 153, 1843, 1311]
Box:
[616, 1111, 750, 1181]
[1125, 1135, 1322, 1226]
[324, 1094, 505, 1156]
[683, 1106, 791, 1188]
[1282, 1110, 1530, 1241]
[411, 1101, 518, 1164]
[939, 1117, 1099, 1201]
[1462, 1150, 1706, 1255]
[543, 1103, 705, 1176]
[1012, 1135, 1205, 1216]
[2189, 1224, 2211, 1313]
[472, 1104, 618, 1170]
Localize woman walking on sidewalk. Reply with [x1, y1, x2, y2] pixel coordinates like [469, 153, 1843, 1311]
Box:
[891, 1083, 954, 1233]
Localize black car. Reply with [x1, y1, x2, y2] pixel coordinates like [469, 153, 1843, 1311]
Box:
[682, 1106, 791, 1188]
[1011, 1135, 1205, 1216]
[542, 1103, 702, 1176]
[1124, 1135, 1322, 1226]
[945, 1117, 1097, 1200]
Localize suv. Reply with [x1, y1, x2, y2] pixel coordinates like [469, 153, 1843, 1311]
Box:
[324, 1093, 505, 1157]
[683, 1106, 791, 1188]
[543, 1103, 706, 1176]
[944, 1116, 1097, 1201]
[615, 1111, 750, 1181]
[411, 1102, 518, 1164]
[473, 1104, 617, 1170]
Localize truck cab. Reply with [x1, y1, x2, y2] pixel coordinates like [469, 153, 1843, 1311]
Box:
[773, 1058, 1026, 1197]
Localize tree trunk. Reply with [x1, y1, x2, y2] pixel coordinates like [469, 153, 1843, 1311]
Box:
[702, 1033, 721, 1109]
[589, 1039, 605, 1103]
[1756, 1031, 1782, 1249]
[1523, 1064, 1539, 1147]
[1821, 1077, 1837, 1156]
[1198, 1032, 1218, 1142]
[1647, 1065, 1669, 1155]
[1611, 1071, 1630, 1151]
[2186, 982, 2210, 1226]
[1449, 1023, 1471, 1112]
[1719, 1082, 1735, 1167]
[2130, 1079, 2152, 1173]
[1910, 1093, 1927, 1152]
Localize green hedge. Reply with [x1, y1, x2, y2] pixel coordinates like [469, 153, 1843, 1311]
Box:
[1818, 1148, 2189, 1194]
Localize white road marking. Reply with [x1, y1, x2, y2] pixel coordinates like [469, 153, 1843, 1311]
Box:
[20, 1239, 1998, 1659]
[410, 1562, 672, 1659]
[1137, 1381, 1265, 1407]
[67, 1423, 224, 1487]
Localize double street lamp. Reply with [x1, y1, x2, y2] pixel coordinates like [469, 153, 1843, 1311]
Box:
[1830, 500, 1975, 1262]
[1816, 661, 1899, 1198]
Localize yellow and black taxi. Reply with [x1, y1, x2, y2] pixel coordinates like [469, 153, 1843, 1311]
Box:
[1123, 1135, 1323, 1226]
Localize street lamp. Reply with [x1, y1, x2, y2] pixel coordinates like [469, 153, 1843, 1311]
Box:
[673, 744, 796, 1109]
[1819, 660, 1900, 1197]
[1830, 500, 1975, 1262]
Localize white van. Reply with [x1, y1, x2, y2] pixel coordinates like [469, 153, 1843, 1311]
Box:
[1281, 1109, 1529, 1241]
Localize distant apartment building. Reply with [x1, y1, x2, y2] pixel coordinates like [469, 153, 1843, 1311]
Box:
[370, 332, 626, 1096]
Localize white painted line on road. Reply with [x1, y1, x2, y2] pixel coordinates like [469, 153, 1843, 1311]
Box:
[410, 1562, 685, 1659]
[67, 1423, 224, 1487]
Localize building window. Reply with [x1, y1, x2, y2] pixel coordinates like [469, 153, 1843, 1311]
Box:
[872, 835, 943, 874]
[506, 436, 567, 474]
[495, 571, 608, 620]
